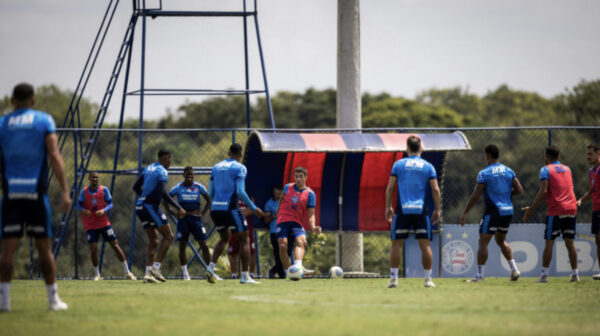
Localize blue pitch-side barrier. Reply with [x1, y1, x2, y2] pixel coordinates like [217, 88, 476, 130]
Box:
[404, 224, 599, 278]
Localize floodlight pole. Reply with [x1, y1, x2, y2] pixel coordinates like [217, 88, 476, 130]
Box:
[336, 0, 364, 272]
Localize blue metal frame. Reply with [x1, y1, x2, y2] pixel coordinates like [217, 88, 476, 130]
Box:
[51, 0, 276, 277]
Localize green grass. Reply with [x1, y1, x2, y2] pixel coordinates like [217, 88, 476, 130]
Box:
[2, 277, 600, 336]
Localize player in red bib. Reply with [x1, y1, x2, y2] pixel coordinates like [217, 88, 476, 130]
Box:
[577, 143, 600, 280]
[276, 166, 321, 277]
[78, 172, 135, 280]
[522, 146, 579, 282]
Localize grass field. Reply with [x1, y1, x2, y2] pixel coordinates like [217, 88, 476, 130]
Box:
[2, 277, 599, 336]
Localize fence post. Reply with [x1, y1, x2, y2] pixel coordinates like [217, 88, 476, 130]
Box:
[548, 128, 552, 147]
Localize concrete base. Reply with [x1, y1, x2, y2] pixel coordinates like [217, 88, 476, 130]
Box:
[336, 232, 364, 272]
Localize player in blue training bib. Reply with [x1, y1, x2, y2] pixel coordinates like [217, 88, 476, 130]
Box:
[133, 149, 186, 283]
[168, 166, 212, 281]
[0, 83, 71, 311]
[460, 144, 524, 282]
[385, 136, 441, 289]
[208, 143, 263, 284]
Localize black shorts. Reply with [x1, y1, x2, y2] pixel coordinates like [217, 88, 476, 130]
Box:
[210, 209, 247, 233]
[135, 203, 168, 229]
[86, 225, 117, 243]
[176, 215, 207, 241]
[545, 215, 576, 240]
[391, 213, 431, 240]
[592, 211, 600, 235]
[0, 196, 53, 239]
[479, 213, 512, 235]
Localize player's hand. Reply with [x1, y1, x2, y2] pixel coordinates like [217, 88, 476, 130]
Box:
[459, 213, 466, 226]
[95, 209, 105, 217]
[313, 226, 322, 235]
[253, 208, 264, 217]
[178, 208, 187, 218]
[431, 209, 441, 225]
[521, 206, 531, 222]
[60, 191, 72, 213]
[576, 199, 582, 207]
[385, 207, 394, 223]
[82, 209, 92, 216]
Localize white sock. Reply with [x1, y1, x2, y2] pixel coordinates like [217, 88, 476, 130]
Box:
[145, 266, 152, 275]
[390, 268, 399, 279]
[46, 283, 59, 304]
[508, 259, 518, 272]
[181, 265, 189, 276]
[0, 282, 10, 308]
[477, 265, 485, 278]
[208, 262, 215, 271]
[152, 262, 161, 270]
[541, 267, 549, 276]
[122, 261, 130, 274]
[241, 271, 249, 278]
[572, 268, 579, 276]
[424, 269, 433, 280]
[294, 259, 302, 267]
[93, 266, 100, 276]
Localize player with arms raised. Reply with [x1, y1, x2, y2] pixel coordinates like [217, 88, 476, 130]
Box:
[459, 144, 522, 282]
[576, 144, 600, 280]
[276, 167, 320, 278]
[385, 136, 441, 288]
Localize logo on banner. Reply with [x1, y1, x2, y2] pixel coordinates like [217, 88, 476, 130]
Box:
[442, 240, 474, 275]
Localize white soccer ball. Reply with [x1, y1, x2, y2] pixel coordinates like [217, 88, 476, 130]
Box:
[287, 265, 303, 281]
[328, 266, 343, 279]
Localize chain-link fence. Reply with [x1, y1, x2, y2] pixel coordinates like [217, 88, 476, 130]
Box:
[14, 127, 600, 279]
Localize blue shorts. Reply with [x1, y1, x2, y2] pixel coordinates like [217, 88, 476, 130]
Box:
[0, 196, 53, 239]
[176, 215, 207, 241]
[87, 225, 117, 243]
[391, 213, 431, 240]
[592, 211, 600, 235]
[276, 222, 306, 240]
[210, 209, 246, 233]
[479, 213, 512, 235]
[545, 215, 576, 240]
[135, 203, 168, 229]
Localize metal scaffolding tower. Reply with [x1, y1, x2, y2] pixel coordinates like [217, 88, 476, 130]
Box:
[50, 0, 275, 278]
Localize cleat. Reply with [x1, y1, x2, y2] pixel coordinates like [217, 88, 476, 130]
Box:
[93, 275, 102, 281]
[240, 275, 260, 284]
[592, 273, 600, 280]
[205, 271, 215, 284]
[466, 276, 483, 283]
[536, 275, 548, 283]
[510, 270, 521, 282]
[183, 274, 191, 281]
[424, 279, 436, 288]
[570, 274, 580, 283]
[302, 267, 315, 276]
[214, 273, 223, 281]
[48, 299, 68, 311]
[387, 278, 398, 288]
[143, 274, 159, 283]
[150, 267, 166, 282]
[125, 272, 137, 280]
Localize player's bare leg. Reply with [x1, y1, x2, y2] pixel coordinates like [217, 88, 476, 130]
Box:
[494, 232, 520, 281]
[0, 238, 19, 311]
[278, 237, 290, 270]
[147, 225, 173, 282]
[388, 239, 403, 288]
[418, 239, 435, 288]
[35, 238, 67, 310]
[143, 227, 160, 283]
[178, 241, 190, 280]
[538, 240, 554, 283]
[198, 240, 211, 266]
[468, 234, 492, 282]
[293, 235, 307, 265]
[89, 242, 102, 280]
[207, 229, 230, 279]
[108, 240, 135, 279]
[564, 238, 579, 282]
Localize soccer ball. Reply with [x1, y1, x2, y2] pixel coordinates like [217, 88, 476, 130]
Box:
[287, 265, 303, 281]
[329, 266, 343, 279]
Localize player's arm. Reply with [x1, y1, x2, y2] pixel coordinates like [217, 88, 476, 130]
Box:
[201, 193, 211, 216]
[459, 183, 484, 226]
[577, 182, 593, 206]
[45, 133, 71, 212]
[160, 180, 186, 218]
[78, 189, 91, 216]
[429, 178, 442, 225]
[385, 176, 397, 223]
[512, 177, 523, 196]
[275, 187, 286, 218]
[132, 174, 144, 197]
[521, 180, 548, 222]
[308, 207, 320, 234]
[95, 187, 113, 216]
[236, 178, 263, 217]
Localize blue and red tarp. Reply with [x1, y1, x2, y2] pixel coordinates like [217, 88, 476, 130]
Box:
[243, 131, 470, 232]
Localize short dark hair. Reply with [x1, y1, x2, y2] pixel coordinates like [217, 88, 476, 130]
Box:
[407, 136, 421, 153]
[183, 166, 194, 173]
[587, 144, 600, 152]
[12, 83, 34, 102]
[484, 144, 499, 159]
[294, 166, 307, 176]
[88, 171, 99, 176]
[545, 146, 560, 161]
[229, 143, 243, 156]
[273, 183, 283, 190]
[157, 149, 172, 158]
